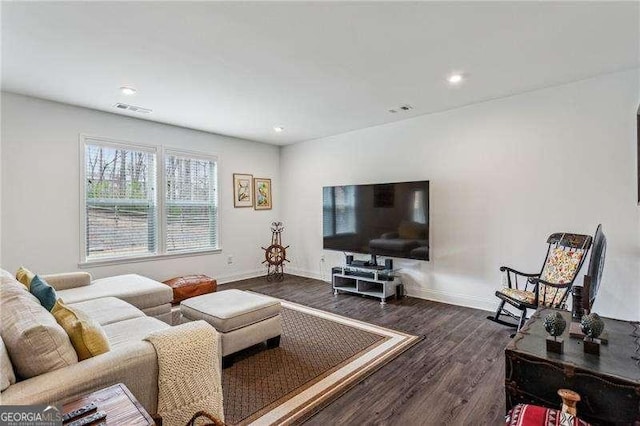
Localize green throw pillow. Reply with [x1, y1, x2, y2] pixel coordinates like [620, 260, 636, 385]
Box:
[29, 275, 57, 311]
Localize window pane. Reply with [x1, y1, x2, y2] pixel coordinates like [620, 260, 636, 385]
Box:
[335, 186, 356, 234]
[85, 143, 157, 259]
[412, 190, 426, 224]
[165, 153, 218, 252]
[322, 187, 335, 237]
[323, 186, 356, 236]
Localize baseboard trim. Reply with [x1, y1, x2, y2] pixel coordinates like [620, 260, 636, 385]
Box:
[217, 269, 265, 285]
[284, 268, 496, 313]
[286, 267, 326, 282]
[404, 286, 496, 313]
[217, 267, 325, 286]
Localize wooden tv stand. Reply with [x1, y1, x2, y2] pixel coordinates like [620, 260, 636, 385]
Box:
[331, 266, 400, 305]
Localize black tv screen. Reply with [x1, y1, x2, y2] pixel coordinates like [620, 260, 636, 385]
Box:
[323, 181, 429, 261]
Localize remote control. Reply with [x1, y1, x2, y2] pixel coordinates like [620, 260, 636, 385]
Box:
[63, 402, 97, 423]
[67, 411, 106, 426]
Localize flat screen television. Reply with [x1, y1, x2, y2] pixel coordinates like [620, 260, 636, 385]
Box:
[322, 180, 429, 261]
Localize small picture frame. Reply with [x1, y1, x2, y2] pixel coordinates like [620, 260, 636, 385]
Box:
[254, 178, 272, 210]
[233, 173, 253, 208]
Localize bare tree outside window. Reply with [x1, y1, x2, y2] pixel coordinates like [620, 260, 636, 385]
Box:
[83, 139, 219, 262]
[85, 144, 156, 259]
[165, 153, 217, 252]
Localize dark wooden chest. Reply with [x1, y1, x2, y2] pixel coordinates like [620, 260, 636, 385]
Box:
[505, 308, 640, 425]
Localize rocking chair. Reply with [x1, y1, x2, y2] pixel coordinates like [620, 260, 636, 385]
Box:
[488, 232, 592, 331]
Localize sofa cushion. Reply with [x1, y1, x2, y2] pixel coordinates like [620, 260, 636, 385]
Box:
[15, 266, 35, 290]
[0, 337, 16, 391]
[0, 279, 78, 379]
[42, 272, 92, 291]
[103, 317, 170, 349]
[180, 290, 281, 333]
[29, 275, 57, 311]
[69, 297, 145, 326]
[1, 268, 15, 280]
[51, 300, 110, 361]
[57, 274, 172, 310]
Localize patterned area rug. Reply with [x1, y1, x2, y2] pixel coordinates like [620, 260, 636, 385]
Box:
[222, 299, 420, 425]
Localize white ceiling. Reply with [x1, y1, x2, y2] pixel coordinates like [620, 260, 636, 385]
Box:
[2, 2, 639, 145]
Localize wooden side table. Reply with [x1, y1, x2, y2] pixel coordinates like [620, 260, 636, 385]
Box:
[63, 383, 155, 425]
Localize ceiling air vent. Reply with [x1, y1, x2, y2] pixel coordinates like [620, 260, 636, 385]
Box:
[113, 103, 152, 114]
[388, 104, 414, 114]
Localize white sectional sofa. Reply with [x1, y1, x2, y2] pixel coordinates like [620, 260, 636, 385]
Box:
[43, 272, 173, 324]
[0, 269, 218, 416]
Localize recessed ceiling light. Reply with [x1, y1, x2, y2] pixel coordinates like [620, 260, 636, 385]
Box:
[273, 126, 284, 133]
[447, 73, 464, 85]
[120, 86, 137, 95]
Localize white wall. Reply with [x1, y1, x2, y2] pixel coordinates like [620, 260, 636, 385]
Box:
[0, 94, 3, 267]
[3, 71, 639, 320]
[1, 93, 280, 283]
[281, 69, 640, 320]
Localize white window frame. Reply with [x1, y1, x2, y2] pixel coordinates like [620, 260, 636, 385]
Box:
[79, 135, 221, 267]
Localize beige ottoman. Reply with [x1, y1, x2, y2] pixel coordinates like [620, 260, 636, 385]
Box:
[180, 289, 282, 366]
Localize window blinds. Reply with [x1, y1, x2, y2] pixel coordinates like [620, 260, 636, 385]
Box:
[83, 139, 219, 262]
[165, 152, 218, 252]
[84, 143, 157, 259]
[335, 186, 356, 234]
[322, 186, 356, 237]
[322, 187, 335, 237]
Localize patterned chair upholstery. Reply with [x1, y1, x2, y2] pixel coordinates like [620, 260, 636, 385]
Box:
[488, 232, 592, 331]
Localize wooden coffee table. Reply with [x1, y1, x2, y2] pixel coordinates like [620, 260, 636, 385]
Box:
[63, 383, 155, 425]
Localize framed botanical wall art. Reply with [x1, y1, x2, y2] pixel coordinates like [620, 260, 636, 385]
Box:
[233, 173, 253, 208]
[254, 178, 272, 210]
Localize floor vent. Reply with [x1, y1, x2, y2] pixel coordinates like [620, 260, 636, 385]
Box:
[113, 103, 152, 114]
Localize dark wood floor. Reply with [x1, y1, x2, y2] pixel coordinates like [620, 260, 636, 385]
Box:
[224, 274, 512, 425]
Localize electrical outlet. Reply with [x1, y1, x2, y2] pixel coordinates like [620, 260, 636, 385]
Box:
[227, 255, 233, 264]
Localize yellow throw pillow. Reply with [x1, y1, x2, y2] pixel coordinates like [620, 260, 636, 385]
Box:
[15, 266, 35, 290]
[51, 300, 110, 361]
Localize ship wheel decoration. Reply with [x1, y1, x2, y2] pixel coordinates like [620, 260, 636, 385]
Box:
[262, 222, 290, 282]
